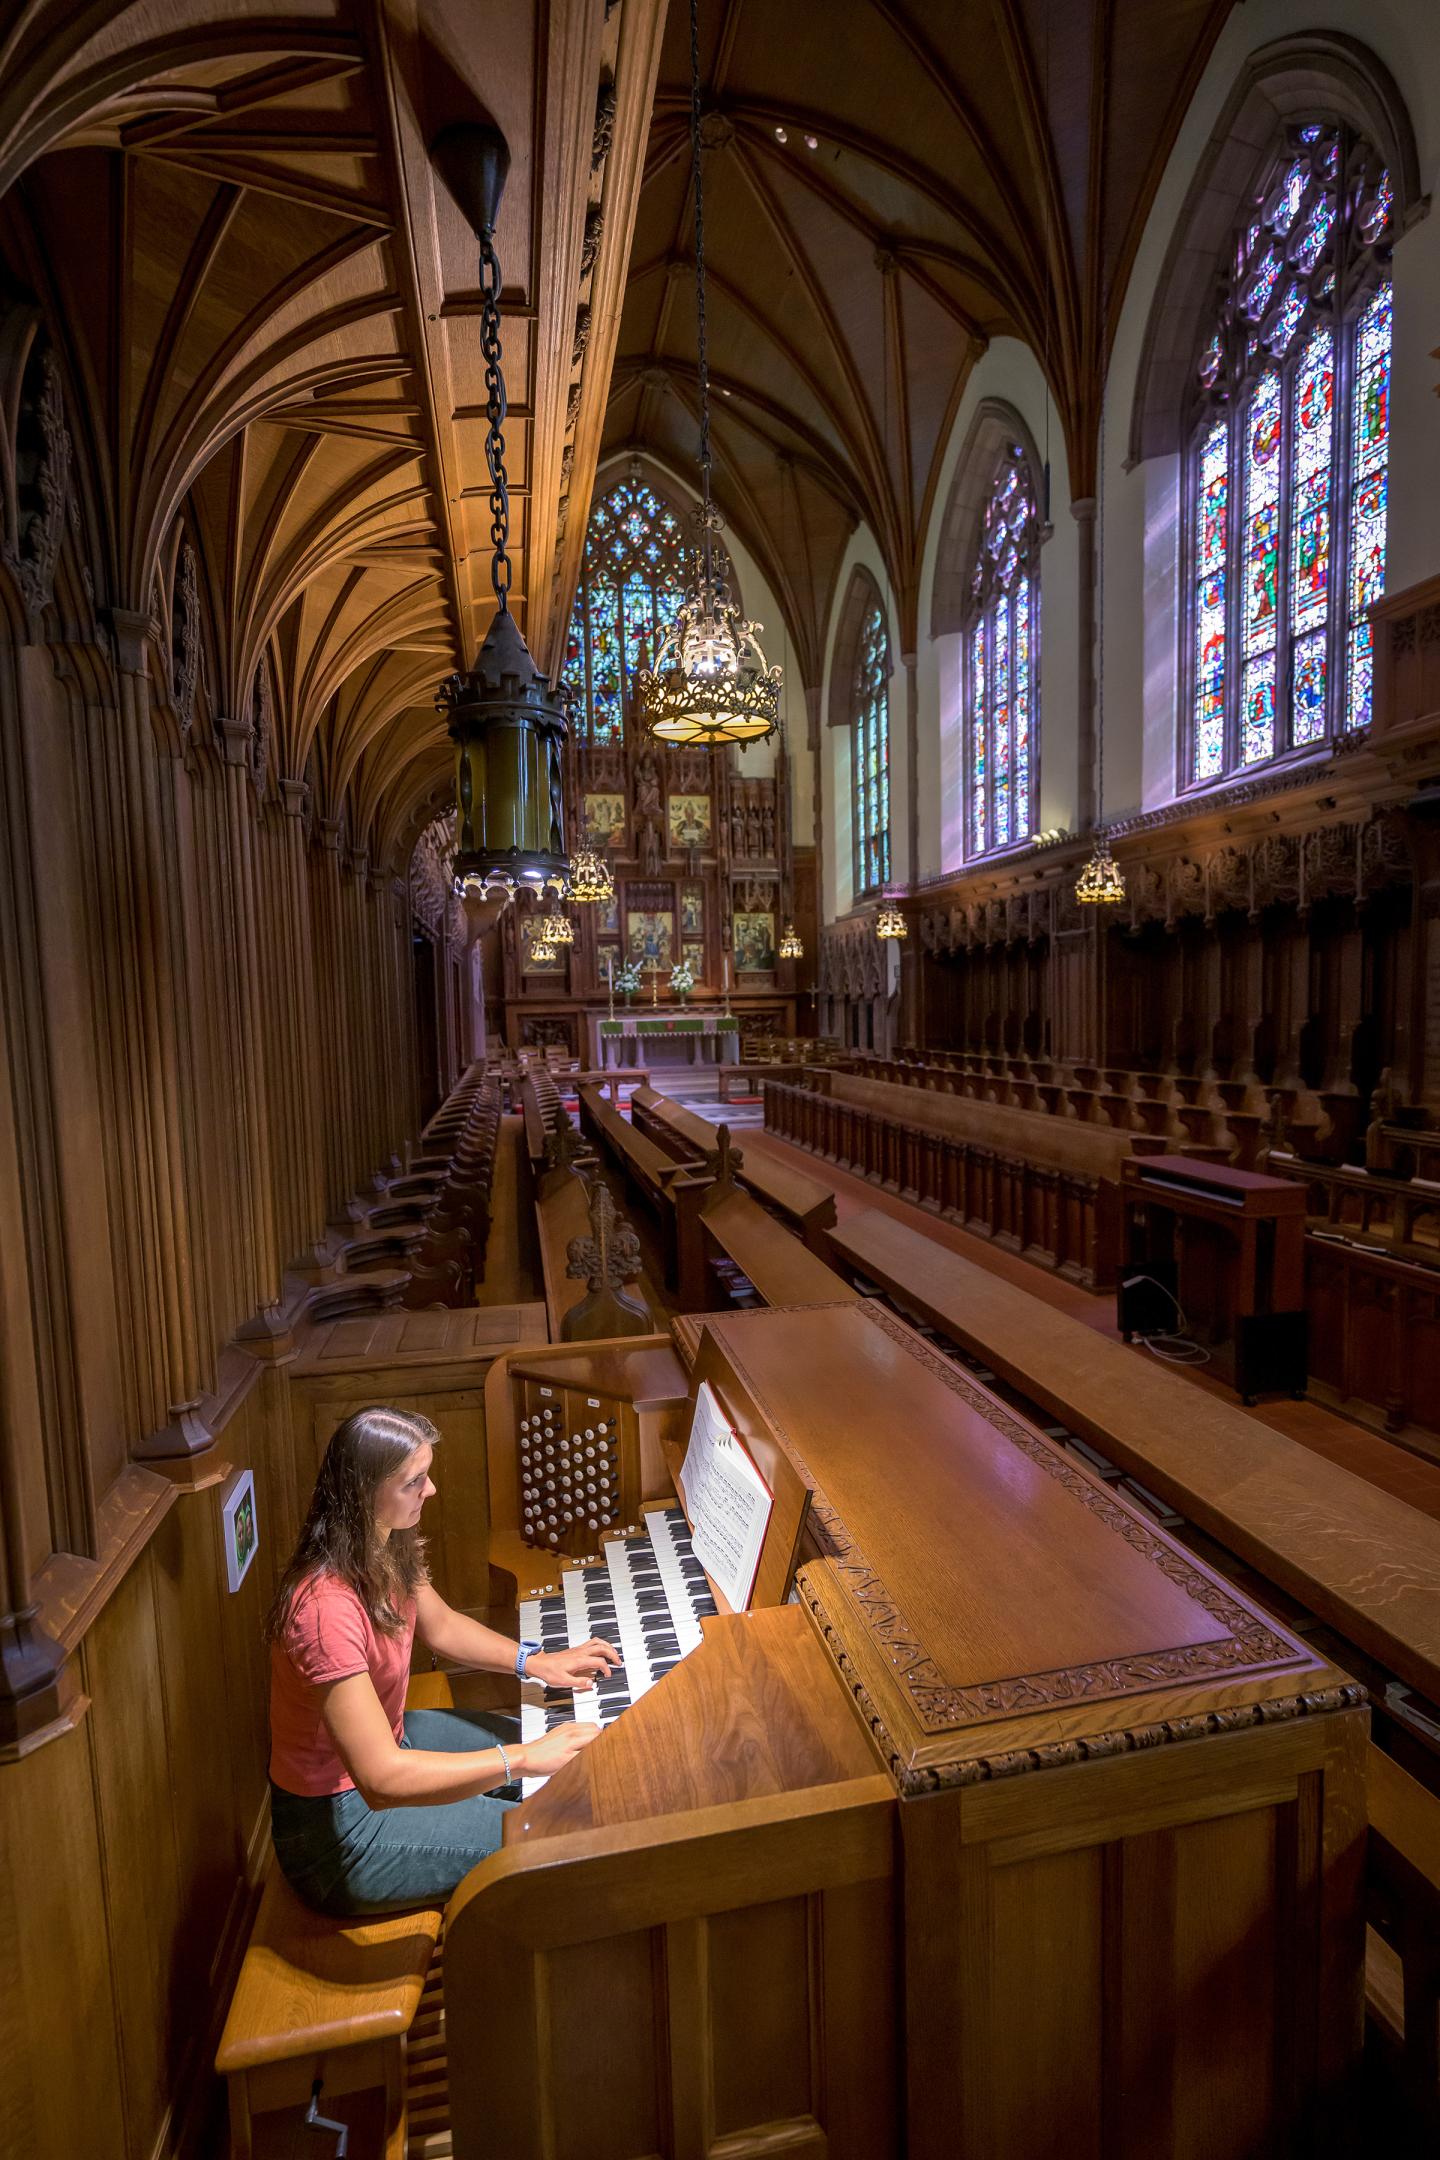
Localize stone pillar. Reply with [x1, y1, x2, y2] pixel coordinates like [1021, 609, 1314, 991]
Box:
[1072, 498, 1097, 834]
[902, 651, 919, 884]
[1404, 806, 1440, 1110]
[280, 780, 328, 1256]
[100, 614, 211, 1458]
[215, 716, 288, 1345]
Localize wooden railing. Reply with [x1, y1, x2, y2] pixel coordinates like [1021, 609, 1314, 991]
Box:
[764, 1076, 1120, 1288]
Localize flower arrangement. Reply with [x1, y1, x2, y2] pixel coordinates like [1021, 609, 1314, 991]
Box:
[614, 957, 643, 1005]
[668, 959, 696, 1003]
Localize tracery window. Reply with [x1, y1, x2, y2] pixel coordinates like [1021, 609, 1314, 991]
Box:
[1186, 122, 1393, 785]
[853, 602, 891, 894]
[565, 476, 725, 743]
[964, 448, 1039, 856]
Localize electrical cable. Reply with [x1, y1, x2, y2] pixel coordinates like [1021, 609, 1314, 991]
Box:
[1123, 1272, 1211, 1365]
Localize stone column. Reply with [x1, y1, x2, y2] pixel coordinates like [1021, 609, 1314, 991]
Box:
[1404, 806, 1440, 1110]
[279, 780, 328, 1256]
[100, 614, 211, 1458]
[901, 651, 919, 884]
[215, 716, 289, 1347]
[1072, 498, 1097, 834]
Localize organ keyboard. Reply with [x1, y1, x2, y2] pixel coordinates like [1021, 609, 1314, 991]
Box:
[516, 1506, 717, 1792]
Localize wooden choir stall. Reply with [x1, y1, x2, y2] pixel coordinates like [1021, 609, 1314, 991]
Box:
[431, 1299, 1366, 2160]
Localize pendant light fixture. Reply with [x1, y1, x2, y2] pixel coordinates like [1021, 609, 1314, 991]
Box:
[537, 896, 575, 945]
[431, 122, 570, 901]
[778, 923, 804, 960]
[567, 845, 614, 905]
[1075, 385, 1125, 907]
[875, 901, 907, 941]
[635, 0, 781, 747]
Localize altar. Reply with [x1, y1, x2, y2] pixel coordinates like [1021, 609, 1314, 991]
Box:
[589, 1011, 740, 1069]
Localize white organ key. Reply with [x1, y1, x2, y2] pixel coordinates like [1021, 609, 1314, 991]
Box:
[646, 1508, 709, 1651]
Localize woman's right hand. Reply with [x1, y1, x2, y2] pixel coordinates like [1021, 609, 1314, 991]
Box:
[516, 1721, 602, 1780]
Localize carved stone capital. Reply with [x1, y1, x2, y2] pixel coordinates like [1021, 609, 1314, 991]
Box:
[279, 777, 309, 819]
[109, 607, 152, 678]
[215, 714, 253, 769]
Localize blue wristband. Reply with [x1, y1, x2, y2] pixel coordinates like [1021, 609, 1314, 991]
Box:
[515, 1639, 541, 1678]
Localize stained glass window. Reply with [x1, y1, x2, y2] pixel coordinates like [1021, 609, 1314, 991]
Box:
[965, 446, 1040, 856]
[1185, 120, 1393, 782]
[853, 602, 891, 894]
[566, 474, 719, 743]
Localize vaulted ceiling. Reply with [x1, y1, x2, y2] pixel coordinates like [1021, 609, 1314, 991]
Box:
[0, 0, 664, 861]
[605, 0, 1235, 682]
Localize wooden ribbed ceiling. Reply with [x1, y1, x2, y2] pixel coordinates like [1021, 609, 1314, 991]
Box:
[606, 0, 1235, 681]
[0, 0, 664, 861]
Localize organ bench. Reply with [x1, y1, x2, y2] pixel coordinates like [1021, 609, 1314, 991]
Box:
[449, 1299, 1367, 2160]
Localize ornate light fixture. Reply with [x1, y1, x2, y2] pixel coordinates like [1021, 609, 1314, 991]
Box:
[431, 121, 569, 901]
[1076, 383, 1125, 907]
[566, 846, 614, 904]
[529, 936, 556, 966]
[634, 0, 780, 748]
[875, 903, 907, 941]
[538, 899, 575, 945]
[778, 923, 804, 960]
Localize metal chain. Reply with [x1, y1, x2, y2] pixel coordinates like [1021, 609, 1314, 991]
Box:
[687, 0, 715, 581]
[479, 230, 512, 612]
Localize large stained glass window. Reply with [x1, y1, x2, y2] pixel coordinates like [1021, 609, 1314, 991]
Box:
[565, 474, 724, 743]
[853, 602, 891, 894]
[964, 447, 1039, 856]
[1185, 123, 1393, 783]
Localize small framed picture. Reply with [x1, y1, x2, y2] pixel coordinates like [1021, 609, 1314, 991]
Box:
[222, 1468, 259, 1594]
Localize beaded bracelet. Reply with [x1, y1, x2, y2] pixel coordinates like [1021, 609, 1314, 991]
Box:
[495, 1741, 515, 1785]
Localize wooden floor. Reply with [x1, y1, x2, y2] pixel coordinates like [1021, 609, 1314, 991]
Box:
[739, 1124, 1440, 1527]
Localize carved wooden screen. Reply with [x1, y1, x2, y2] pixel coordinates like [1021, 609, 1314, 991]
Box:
[1185, 122, 1393, 785]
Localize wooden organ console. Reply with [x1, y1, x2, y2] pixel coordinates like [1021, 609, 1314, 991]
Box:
[444, 1303, 1367, 2160]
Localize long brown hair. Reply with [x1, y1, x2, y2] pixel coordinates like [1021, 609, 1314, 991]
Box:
[265, 1406, 440, 1641]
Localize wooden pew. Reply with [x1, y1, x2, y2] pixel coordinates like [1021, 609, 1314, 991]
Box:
[630, 1084, 838, 1250]
[576, 1079, 710, 1295]
[765, 1074, 1131, 1289]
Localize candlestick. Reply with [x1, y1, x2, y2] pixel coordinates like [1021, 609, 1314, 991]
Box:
[605, 951, 614, 1021]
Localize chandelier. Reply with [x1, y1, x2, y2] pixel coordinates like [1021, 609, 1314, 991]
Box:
[538, 896, 575, 944]
[529, 936, 556, 966]
[431, 121, 569, 901]
[567, 846, 614, 904]
[634, 0, 780, 748]
[778, 922, 804, 960]
[1075, 836, 1126, 906]
[875, 903, 907, 940]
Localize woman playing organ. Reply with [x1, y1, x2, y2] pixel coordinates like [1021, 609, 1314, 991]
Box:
[265, 1406, 619, 1914]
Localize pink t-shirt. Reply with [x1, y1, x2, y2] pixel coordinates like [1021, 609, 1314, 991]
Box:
[270, 1572, 416, 1797]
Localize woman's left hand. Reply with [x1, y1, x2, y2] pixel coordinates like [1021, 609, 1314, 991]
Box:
[528, 1637, 622, 1693]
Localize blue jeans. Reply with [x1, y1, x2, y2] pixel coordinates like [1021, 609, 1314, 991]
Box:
[270, 1707, 520, 1915]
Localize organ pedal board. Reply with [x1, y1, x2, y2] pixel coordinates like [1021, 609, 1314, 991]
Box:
[517, 1506, 718, 1795]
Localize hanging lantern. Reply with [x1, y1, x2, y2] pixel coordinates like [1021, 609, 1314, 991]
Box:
[528, 935, 557, 965]
[538, 897, 575, 944]
[634, 0, 781, 747]
[1075, 835, 1126, 906]
[875, 903, 907, 940]
[431, 120, 568, 901]
[567, 846, 614, 904]
[778, 922, 804, 960]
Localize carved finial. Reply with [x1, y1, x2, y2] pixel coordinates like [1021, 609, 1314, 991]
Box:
[567, 1180, 642, 1293]
[543, 1104, 588, 1175]
[704, 1122, 744, 1187]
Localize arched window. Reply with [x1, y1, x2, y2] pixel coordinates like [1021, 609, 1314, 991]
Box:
[852, 601, 890, 894]
[1186, 122, 1393, 784]
[564, 472, 734, 744]
[964, 448, 1039, 857]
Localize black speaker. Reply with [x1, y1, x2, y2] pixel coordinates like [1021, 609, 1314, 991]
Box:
[1234, 1310, 1308, 1402]
[1117, 1261, 1180, 1341]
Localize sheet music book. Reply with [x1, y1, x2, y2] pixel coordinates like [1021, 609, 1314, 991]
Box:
[678, 1380, 773, 1613]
